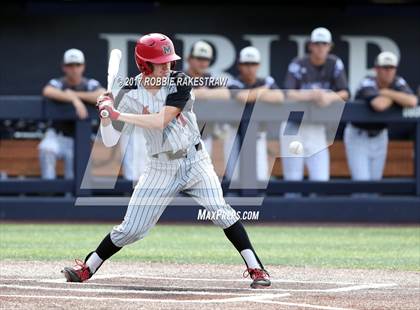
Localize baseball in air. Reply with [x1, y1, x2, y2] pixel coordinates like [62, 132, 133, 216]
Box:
[289, 141, 303, 155]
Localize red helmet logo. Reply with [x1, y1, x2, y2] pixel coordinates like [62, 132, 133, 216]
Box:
[134, 33, 181, 75]
[162, 45, 172, 55]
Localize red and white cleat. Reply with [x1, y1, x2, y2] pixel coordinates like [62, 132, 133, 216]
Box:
[244, 268, 271, 289]
[61, 259, 92, 282]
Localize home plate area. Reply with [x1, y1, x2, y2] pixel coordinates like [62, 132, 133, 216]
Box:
[0, 262, 418, 310]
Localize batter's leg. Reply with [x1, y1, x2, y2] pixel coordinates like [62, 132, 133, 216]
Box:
[62, 161, 180, 282]
[184, 153, 270, 288]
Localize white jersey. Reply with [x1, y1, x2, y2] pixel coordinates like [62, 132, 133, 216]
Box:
[114, 71, 201, 156]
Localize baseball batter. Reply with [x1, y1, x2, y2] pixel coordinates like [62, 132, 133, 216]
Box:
[62, 33, 270, 289]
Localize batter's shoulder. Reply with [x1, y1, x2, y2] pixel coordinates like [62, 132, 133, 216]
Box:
[170, 70, 190, 81]
[168, 71, 192, 90]
[166, 71, 193, 110]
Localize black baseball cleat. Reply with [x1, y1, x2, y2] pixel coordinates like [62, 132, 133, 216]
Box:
[61, 259, 93, 282]
[243, 268, 271, 289]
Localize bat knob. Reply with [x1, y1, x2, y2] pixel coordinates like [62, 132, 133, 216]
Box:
[100, 109, 110, 118]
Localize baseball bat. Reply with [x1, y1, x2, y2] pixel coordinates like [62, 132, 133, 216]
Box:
[101, 49, 122, 118]
[107, 49, 122, 92]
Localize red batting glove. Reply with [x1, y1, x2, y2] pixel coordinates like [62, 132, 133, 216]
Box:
[99, 105, 120, 120]
[96, 93, 120, 120]
[96, 93, 114, 106]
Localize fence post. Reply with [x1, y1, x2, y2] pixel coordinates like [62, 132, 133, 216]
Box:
[238, 104, 258, 196]
[74, 120, 92, 197]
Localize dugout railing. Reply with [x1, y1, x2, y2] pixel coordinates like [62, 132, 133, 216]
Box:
[0, 96, 419, 222]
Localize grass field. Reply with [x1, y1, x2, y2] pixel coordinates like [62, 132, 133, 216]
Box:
[1, 223, 419, 271]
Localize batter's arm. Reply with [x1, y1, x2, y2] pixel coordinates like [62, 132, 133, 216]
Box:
[100, 120, 121, 147]
[118, 106, 181, 130]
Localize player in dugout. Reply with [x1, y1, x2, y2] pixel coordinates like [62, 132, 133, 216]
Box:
[39, 49, 105, 180]
[280, 27, 349, 183]
[344, 51, 417, 181]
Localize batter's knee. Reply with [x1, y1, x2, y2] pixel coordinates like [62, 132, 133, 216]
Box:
[110, 221, 150, 247]
[209, 204, 239, 229]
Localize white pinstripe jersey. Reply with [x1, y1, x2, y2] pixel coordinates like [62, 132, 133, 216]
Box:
[114, 71, 201, 156]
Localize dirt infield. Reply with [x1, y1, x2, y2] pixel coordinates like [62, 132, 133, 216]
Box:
[0, 261, 419, 310]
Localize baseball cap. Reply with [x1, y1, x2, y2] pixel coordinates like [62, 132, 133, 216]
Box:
[190, 41, 213, 60]
[239, 46, 261, 64]
[375, 51, 398, 67]
[310, 27, 332, 43]
[63, 48, 85, 65]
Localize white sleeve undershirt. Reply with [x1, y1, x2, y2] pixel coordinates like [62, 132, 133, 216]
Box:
[100, 123, 121, 147]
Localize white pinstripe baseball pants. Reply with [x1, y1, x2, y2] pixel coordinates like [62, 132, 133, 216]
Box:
[110, 144, 239, 247]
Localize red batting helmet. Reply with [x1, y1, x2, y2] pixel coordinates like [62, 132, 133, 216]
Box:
[134, 33, 181, 75]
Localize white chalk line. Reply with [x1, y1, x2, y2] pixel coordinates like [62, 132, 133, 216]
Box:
[0, 281, 339, 293]
[323, 283, 397, 292]
[1, 277, 399, 294]
[1, 275, 398, 293]
[0, 293, 290, 304]
[35, 274, 381, 286]
[254, 299, 355, 310]
[0, 276, 399, 308]
[0, 293, 356, 309]
[0, 284, 270, 297]
[96, 274, 363, 285]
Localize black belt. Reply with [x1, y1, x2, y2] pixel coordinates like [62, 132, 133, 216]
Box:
[152, 142, 202, 160]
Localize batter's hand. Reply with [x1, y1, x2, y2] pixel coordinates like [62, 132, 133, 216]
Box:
[96, 92, 119, 120]
[99, 104, 120, 120]
[96, 92, 114, 108]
